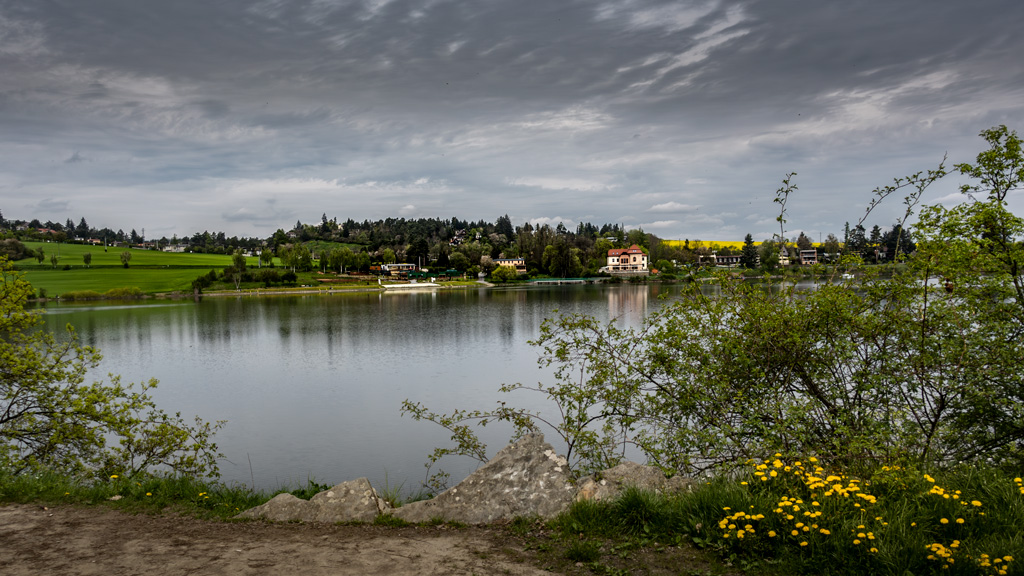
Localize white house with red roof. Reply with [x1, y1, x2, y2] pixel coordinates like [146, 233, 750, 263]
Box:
[601, 244, 649, 275]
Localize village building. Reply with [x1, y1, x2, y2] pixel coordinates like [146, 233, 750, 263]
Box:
[494, 257, 527, 274]
[601, 245, 649, 276]
[799, 249, 818, 265]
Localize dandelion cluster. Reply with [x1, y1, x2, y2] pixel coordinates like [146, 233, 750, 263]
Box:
[718, 508, 765, 539]
[977, 553, 1013, 575]
[925, 540, 959, 568]
[713, 456, 1022, 573]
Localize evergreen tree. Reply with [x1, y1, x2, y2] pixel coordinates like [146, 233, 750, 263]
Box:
[740, 234, 759, 269]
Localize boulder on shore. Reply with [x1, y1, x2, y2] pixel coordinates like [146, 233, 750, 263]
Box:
[393, 433, 576, 524]
[575, 461, 693, 502]
[236, 477, 391, 523]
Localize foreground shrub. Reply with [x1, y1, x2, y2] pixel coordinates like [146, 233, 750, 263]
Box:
[0, 257, 223, 480]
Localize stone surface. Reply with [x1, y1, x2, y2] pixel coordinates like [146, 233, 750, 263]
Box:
[236, 478, 391, 523]
[575, 461, 693, 502]
[394, 434, 576, 524]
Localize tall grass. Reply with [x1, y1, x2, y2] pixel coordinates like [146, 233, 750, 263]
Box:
[0, 468, 265, 519]
[552, 459, 1023, 575]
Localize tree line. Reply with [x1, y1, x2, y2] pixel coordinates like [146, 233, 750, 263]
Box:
[3, 203, 923, 279]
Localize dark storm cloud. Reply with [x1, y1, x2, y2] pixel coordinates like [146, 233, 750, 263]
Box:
[0, 0, 1021, 238]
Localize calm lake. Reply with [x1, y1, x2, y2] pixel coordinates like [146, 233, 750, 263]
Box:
[38, 283, 679, 492]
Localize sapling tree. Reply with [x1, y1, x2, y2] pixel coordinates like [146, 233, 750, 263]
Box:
[0, 257, 224, 479]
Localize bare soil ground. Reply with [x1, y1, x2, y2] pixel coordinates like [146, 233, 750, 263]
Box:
[0, 504, 552, 576]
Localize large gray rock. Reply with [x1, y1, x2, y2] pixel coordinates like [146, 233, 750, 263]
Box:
[237, 477, 392, 523]
[394, 434, 575, 524]
[575, 461, 693, 502]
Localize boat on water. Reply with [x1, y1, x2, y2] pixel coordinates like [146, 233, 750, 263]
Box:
[381, 281, 440, 291]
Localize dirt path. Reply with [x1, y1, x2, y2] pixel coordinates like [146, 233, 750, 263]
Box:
[0, 504, 553, 575]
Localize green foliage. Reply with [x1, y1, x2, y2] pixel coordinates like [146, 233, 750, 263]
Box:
[406, 126, 1024, 486]
[489, 264, 519, 283]
[0, 257, 223, 480]
[120, 251, 131, 268]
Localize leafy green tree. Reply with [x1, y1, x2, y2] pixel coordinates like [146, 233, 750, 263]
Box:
[381, 248, 396, 264]
[0, 258, 222, 479]
[259, 249, 274, 268]
[822, 234, 841, 263]
[448, 252, 470, 272]
[757, 240, 779, 272]
[490, 265, 518, 283]
[50, 253, 58, 269]
[35, 247, 44, 265]
[407, 238, 429, 266]
[280, 244, 312, 272]
[120, 251, 131, 268]
[230, 249, 247, 290]
[405, 127, 1024, 479]
[83, 252, 92, 268]
[542, 236, 582, 278]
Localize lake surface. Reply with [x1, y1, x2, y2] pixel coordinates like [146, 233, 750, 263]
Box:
[37, 283, 679, 492]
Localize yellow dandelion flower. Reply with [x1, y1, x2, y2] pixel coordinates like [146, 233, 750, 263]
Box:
[955, 518, 964, 524]
[940, 518, 949, 524]
[791, 530, 799, 536]
[971, 500, 982, 507]
[853, 539, 861, 545]
[768, 531, 777, 537]
[146, 492, 152, 496]
[110, 475, 119, 479]
[800, 541, 808, 547]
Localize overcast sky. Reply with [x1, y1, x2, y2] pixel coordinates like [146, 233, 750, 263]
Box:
[2, 0, 1022, 242]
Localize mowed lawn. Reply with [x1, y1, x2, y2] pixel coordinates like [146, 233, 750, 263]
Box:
[18, 241, 255, 295]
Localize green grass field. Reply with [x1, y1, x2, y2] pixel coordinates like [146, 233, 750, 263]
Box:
[17, 241, 259, 296]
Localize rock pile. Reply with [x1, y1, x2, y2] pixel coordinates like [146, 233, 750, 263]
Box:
[236, 434, 691, 525]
